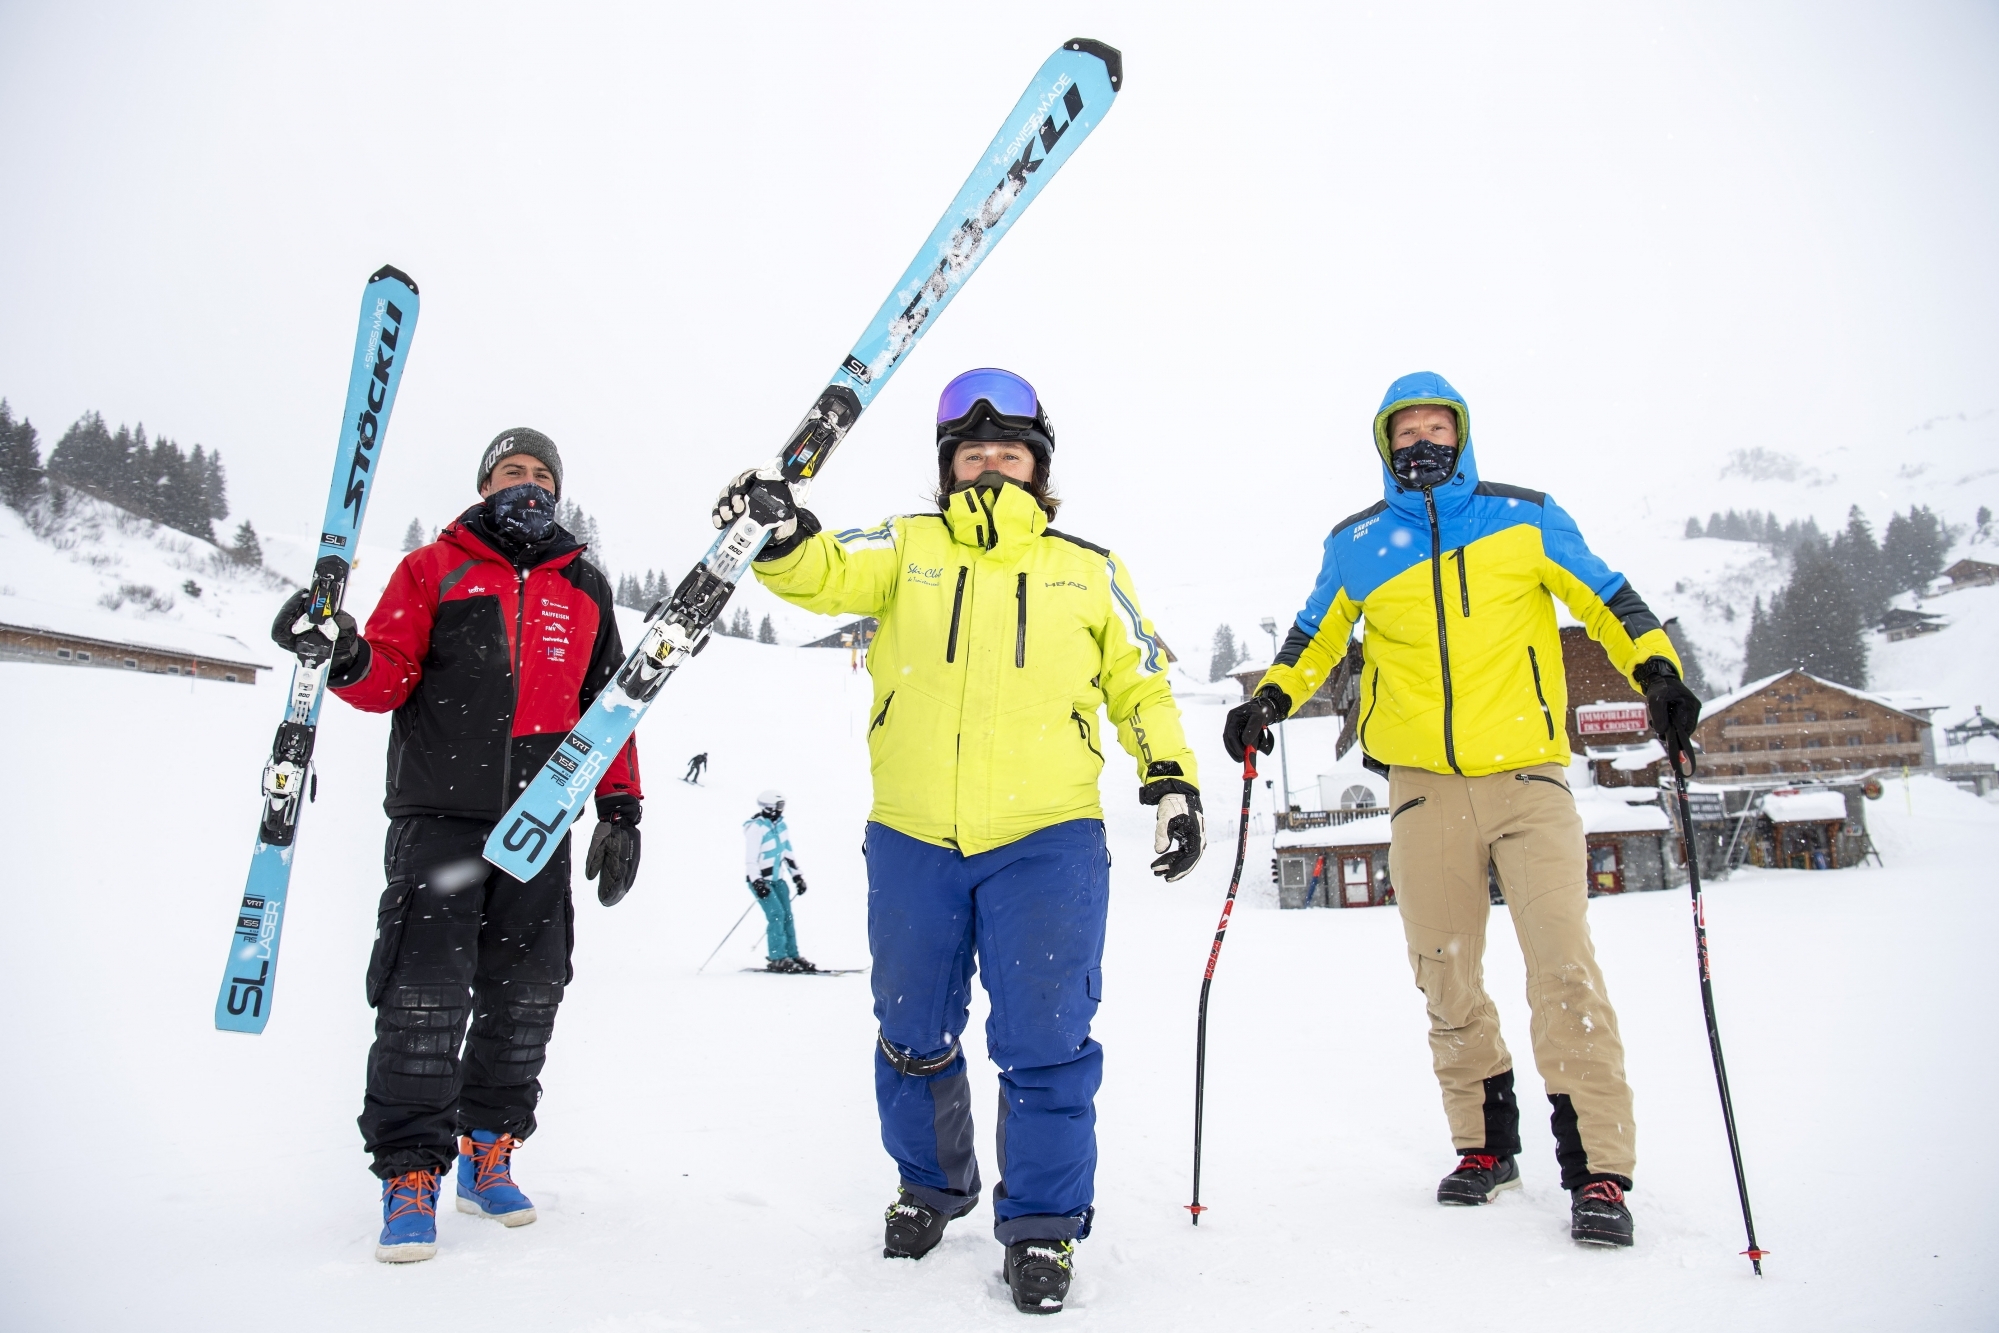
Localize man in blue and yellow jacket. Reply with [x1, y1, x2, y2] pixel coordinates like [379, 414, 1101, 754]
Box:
[1224, 371, 1702, 1250]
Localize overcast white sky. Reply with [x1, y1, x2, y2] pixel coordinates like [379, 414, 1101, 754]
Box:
[2, 2, 1994, 635]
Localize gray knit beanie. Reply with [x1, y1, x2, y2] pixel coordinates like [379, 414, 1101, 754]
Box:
[477, 427, 563, 500]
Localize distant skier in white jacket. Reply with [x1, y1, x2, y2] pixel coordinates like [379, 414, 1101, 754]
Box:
[744, 790, 813, 973]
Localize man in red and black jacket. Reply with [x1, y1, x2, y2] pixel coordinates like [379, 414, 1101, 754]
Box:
[273, 427, 641, 1263]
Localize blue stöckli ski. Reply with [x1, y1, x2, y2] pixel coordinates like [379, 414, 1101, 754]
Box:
[215, 265, 420, 1034]
[482, 39, 1123, 881]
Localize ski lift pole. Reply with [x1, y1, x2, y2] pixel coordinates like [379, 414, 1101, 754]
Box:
[1666, 743, 1767, 1274]
[1188, 750, 1258, 1224]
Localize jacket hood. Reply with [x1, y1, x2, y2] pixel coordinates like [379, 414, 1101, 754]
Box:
[1373, 371, 1480, 518]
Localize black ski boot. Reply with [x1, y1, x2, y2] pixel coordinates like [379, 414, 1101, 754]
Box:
[1004, 1238, 1074, 1315]
[1570, 1179, 1634, 1247]
[1437, 1152, 1521, 1205]
[882, 1187, 973, 1259]
[791, 957, 817, 974]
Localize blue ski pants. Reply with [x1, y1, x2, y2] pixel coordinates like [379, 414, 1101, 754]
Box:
[751, 876, 799, 960]
[865, 819, 1109, 1244]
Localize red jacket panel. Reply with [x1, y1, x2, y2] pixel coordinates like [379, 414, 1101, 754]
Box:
[332, 509, 641, 821]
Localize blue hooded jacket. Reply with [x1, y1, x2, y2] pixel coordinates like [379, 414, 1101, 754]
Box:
[1256, 372, 1680, 776]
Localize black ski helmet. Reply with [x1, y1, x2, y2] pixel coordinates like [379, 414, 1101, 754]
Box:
[935, 368, 1054, 462]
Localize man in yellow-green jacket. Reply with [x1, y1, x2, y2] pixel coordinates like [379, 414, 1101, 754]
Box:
[711, 368, 1202, 1314]
[1223, 370, 1703, 1251]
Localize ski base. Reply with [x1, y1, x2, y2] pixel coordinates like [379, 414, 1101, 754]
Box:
[740, 967, 865, 977]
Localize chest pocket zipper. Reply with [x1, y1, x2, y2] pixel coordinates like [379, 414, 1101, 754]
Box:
[1015, 572, 1027, 667]
[1527, 645, 1555, 739]
[945, 568, 968, 662]
[870, 691, 894, 734]
[1452, 547, 1469, 616]
[1071, 709, 1102, 760]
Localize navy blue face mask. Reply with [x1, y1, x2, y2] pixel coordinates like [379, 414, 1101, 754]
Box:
[1390, 441, 1460, 490]
[486, 482, 558, 544]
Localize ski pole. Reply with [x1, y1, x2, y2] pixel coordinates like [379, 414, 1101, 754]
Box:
[1188, 749, 1258, 1224]
[697, 903, 758, 975]
[1665, 741, 1767, 1275]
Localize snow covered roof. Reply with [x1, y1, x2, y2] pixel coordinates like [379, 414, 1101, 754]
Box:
[1763, 790, 1848, 823]
[1275, 814, 1391, 849]
[1702, 668, 1931, 725]
[1574, 793, 1672, 834]
[0, 594, 272, 667]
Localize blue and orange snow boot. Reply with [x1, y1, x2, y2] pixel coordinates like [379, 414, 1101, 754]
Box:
[456, 1131, 537, 1226]
[376, 1168, 440, 1263]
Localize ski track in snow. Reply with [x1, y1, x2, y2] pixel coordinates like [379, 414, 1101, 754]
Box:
[3, 607, 1996, 1330]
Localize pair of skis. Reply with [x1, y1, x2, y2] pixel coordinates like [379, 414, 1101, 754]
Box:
[215, 38, 1124, 1031]
[214, 265, 418, 1034]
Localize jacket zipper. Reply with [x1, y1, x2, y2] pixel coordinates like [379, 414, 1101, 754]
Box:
[1423, 491, 1462, 774]
[1527, 645, 1555, 740]
[496, 566, 528, 815]
[1452, 546, 1469, 616]
[976, 489, 999, 550]
[1391, 796, 1427, 821]
[1015, 572, 1027, 667]
[1071, 709, 1102, 760]
[1359, 667, 1381, 751]
[870, 691, 894, 733]
[946, 567, 967, 662]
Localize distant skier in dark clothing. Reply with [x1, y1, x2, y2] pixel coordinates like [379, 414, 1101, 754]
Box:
[272, 427, 643, 1264]
[685, 752, 708, 784]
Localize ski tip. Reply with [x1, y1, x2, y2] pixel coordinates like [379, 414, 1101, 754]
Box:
[369, 263, 419, 294]
[1064, 38, 1122, 92]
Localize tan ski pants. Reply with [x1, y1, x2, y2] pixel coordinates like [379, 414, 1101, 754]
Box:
[1387, 762, 1636, 1181]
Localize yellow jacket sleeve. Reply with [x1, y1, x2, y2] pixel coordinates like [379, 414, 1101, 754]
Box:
[1097, 551, 1199, 788]
[1258, 588, 1361, 717]
[751, 517, 908, 620]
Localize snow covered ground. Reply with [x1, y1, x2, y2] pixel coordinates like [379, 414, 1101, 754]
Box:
[3, 613, 1995, 1330]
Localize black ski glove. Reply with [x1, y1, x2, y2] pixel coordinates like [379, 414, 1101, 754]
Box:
[1635, 657, 1702, 771]
[749, 875, 774, 900]
[270, 588, 365, 679]
[713, 468, 822, 562]
[1141, 765, 1205, 882]
[785, 859, 808, 896]
[1222, 685, 1292, 763]
[585, 793, 643, 906]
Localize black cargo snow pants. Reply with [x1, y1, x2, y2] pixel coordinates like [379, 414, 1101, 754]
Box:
[359, 816, 574, 1180]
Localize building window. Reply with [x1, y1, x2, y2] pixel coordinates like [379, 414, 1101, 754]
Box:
[56, 648, 71, 659]
[1769, 738, 1785, 750]
[1337, 785, 1378, 811]
[123, 658, 137, 669]
[1805, 737, 1824, 748]
[1845, 735, 1863, 747]
[77, 651, 90, 661]
[223, 673, 238, 683]
[167, 665, 179, 676]
[1842, 710, 1857, 719]
[1803, 710, 1818, 722]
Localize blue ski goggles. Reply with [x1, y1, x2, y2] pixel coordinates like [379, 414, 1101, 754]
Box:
[935, 367, 1054, 457]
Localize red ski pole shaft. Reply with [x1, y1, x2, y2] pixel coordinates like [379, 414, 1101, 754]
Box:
[1668, 745, 1766, 1275]
[1189, 749, 1258, 1224]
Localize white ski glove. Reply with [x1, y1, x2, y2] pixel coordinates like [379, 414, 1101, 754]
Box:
[1149, 791, 1205, 881]
[712, 467, 818, 561]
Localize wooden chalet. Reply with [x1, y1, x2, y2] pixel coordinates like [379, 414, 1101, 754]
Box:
[1938, 558, 1999, 592]
[0, 595, 268, 685]
[1878, 608, 1945, 642]
[1694, 669, 1932, 778]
